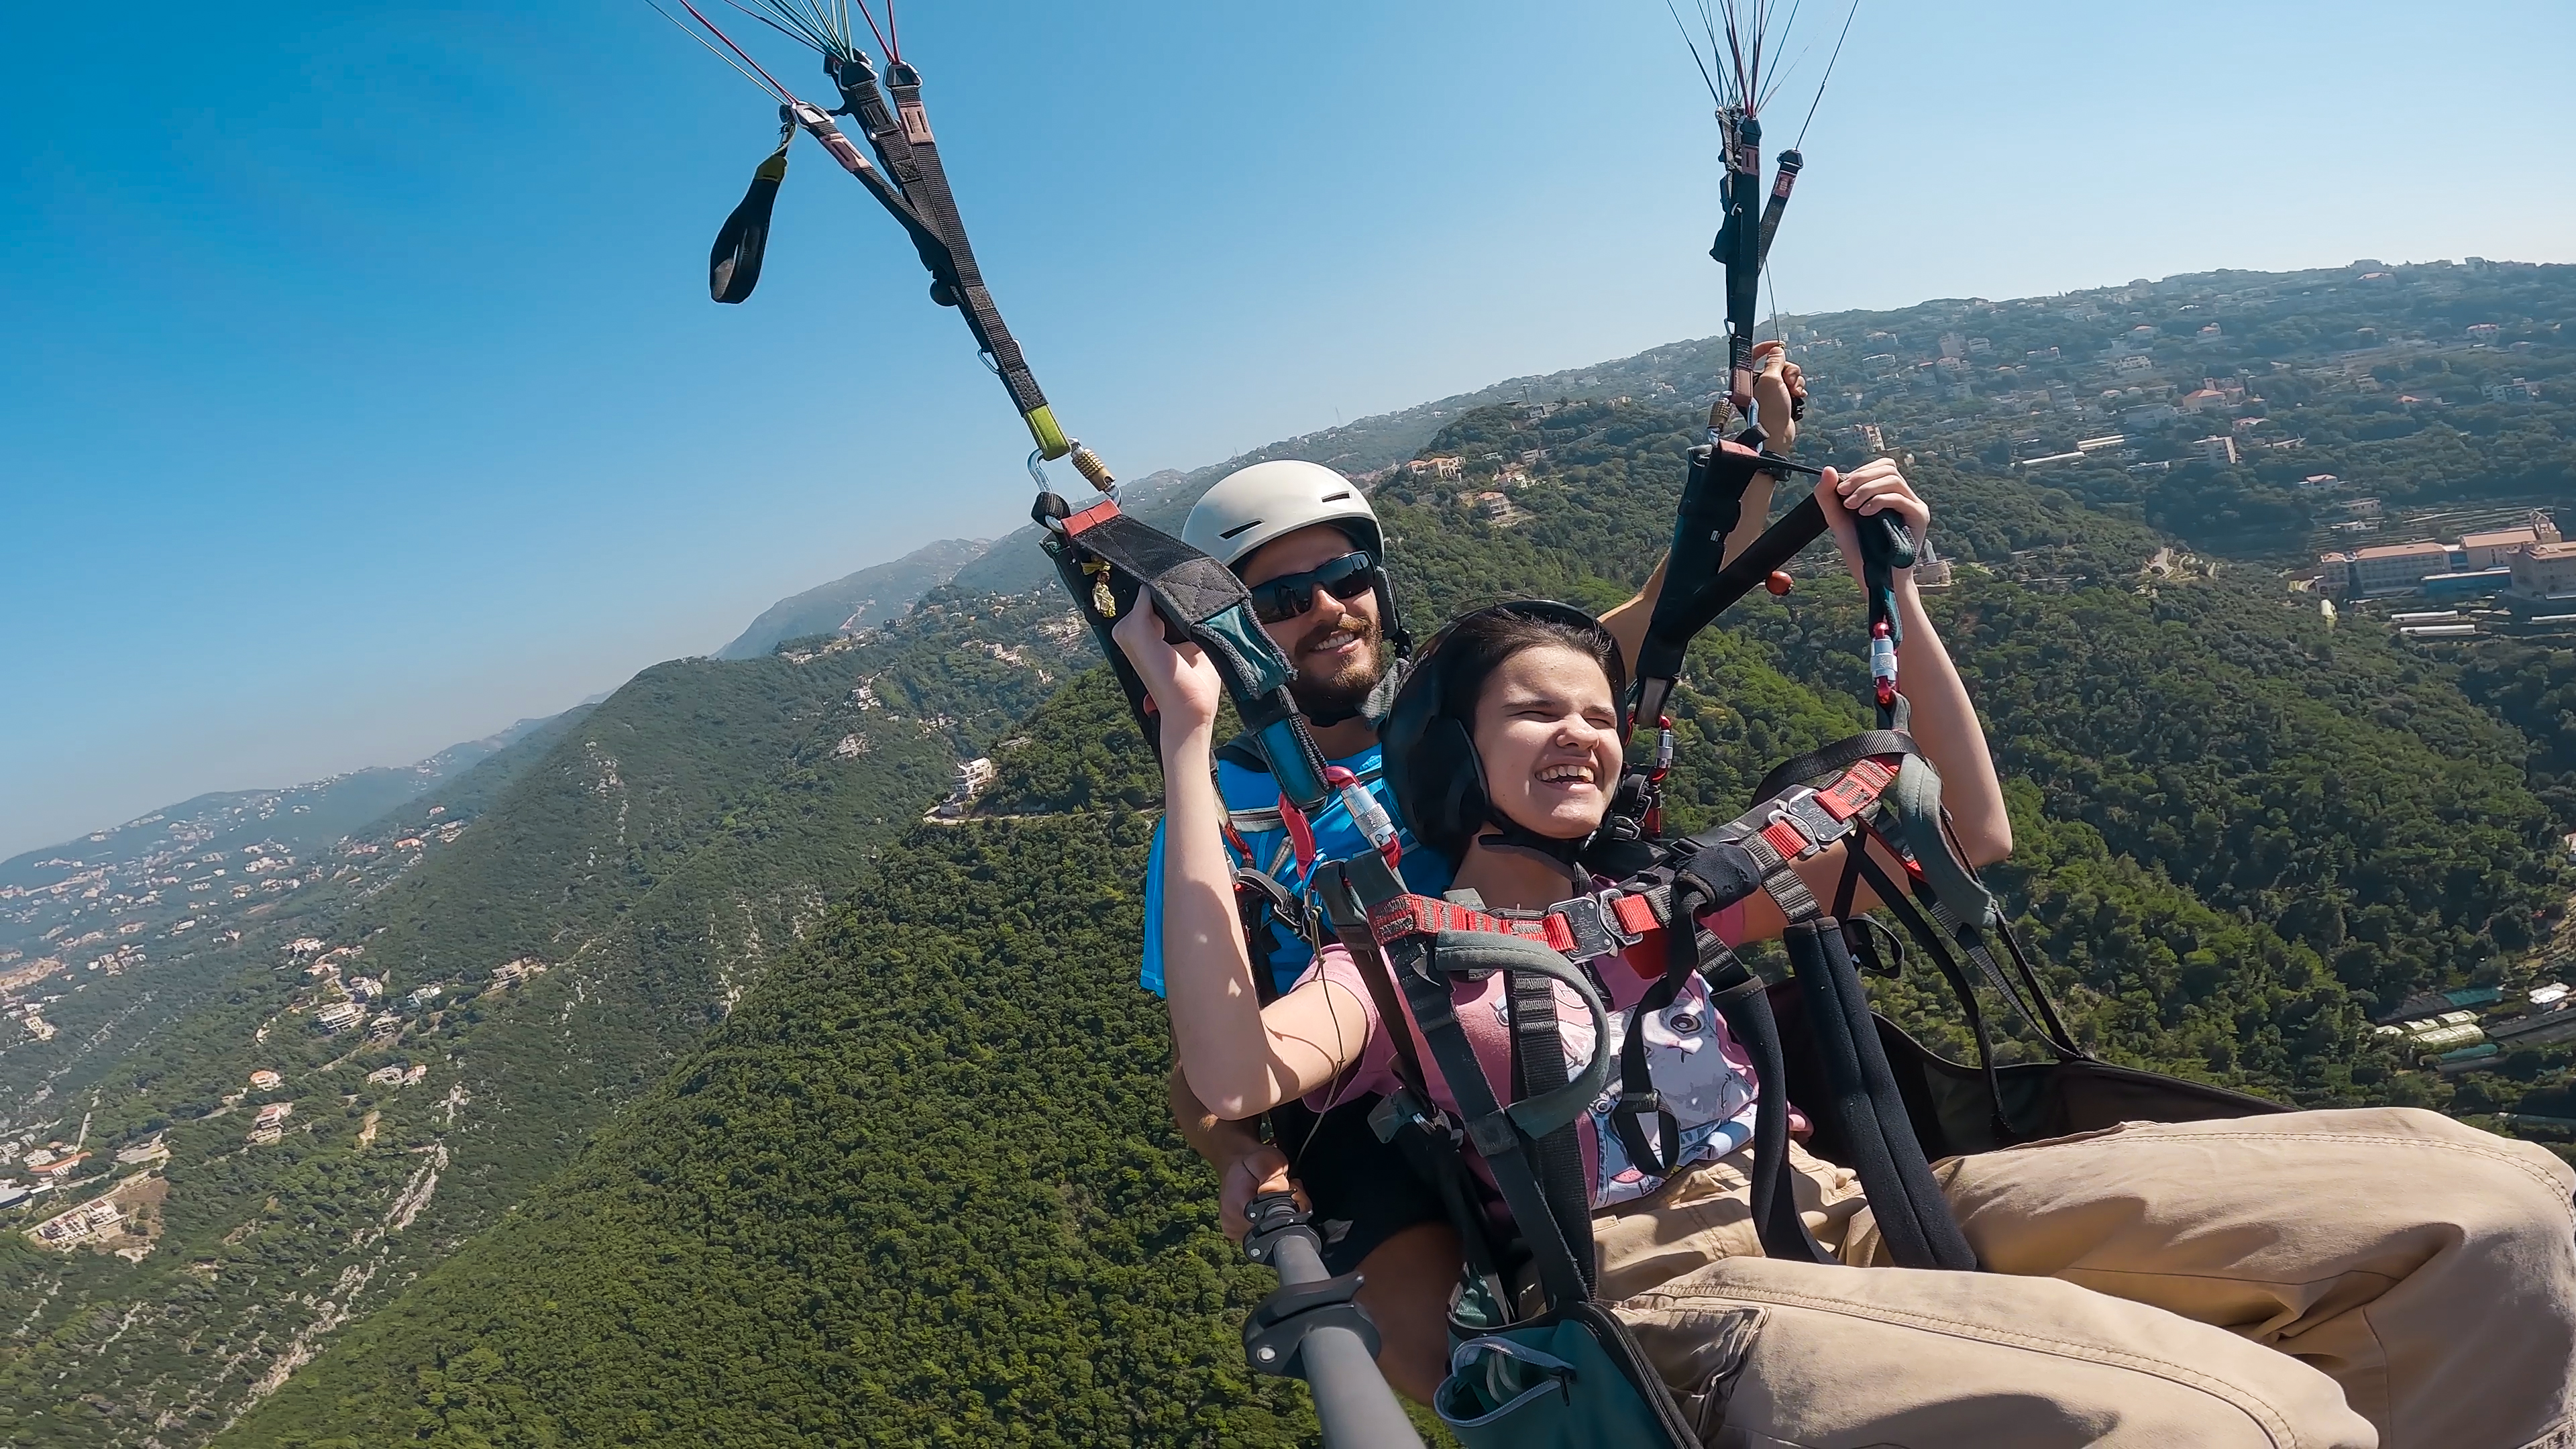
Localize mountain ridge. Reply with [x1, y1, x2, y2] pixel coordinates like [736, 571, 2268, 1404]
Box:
[715, 537, 990, 661]
[9, 258, 2568, 1448]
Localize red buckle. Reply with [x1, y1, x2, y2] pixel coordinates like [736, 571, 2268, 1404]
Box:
[1816, 757, 1898, 822]
[1611, 893, 1661, 937]
[1760, 817, 1810, 860]
[1063, 497, 1121, 536]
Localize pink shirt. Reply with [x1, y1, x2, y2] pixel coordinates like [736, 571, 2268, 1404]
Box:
[1297, 896, 1759, 1211]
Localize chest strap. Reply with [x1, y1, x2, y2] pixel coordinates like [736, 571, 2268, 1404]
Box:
[1366, 753, 1909, 965]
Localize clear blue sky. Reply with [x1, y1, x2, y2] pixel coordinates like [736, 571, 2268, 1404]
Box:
[5, 1, 2571, 857]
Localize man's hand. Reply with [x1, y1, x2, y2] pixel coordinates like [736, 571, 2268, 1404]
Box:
[1818, 458, 1931, 591]
[1750, 339, 1807, 451]
[1112, 598, 1224, 737]
[1220, 1142, 1303, 1242]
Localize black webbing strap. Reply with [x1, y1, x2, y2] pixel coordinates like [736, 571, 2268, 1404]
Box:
[1714, 111, 1765, 415]
[1391, 941, 1592, 1312]
[1315, 865, 1432, 1098]
[1233, 867, 1308, 1008]
[1314, 866, 1519, 1313]
[784, 99, 958, 290]
[1752, 731, 1920, 806]
[1607, 957, 1686, 1177]
[1843, 847, 2021, 1146]
[1754, 148, 1803, 273]
[1507, 971, 1599, 1293]
[823, 58, 951, 300]
[1688, 887, 1831, 1265]
[1992, 916, 2083, 1058]
[877, 66, 1051, 427]
[1782, 919, 1978, 1271]
[794, 55, 1066, 458]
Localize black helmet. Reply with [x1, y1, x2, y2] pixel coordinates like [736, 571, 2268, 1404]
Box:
[1383, 600, 1627, 866]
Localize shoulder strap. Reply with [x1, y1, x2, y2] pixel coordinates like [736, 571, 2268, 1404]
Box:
[1506, 971, 1599, 1293]
[1318, 881, 1432, 1097]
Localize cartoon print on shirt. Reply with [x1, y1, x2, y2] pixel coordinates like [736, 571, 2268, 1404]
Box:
[1589, 971, 1759, 1206]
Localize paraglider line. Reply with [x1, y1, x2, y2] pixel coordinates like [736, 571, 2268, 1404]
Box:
[1664, 0, 1724, 106]
[1795, 0, 1858, 148]
[647, 0, 793, 103]
[674, 0, 803, 102]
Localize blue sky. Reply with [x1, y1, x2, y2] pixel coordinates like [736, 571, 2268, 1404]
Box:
[4, 0, 2571, 857]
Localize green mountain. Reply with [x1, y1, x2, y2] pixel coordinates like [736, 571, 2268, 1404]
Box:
[217, 262, 2572, 1446]
[716, 537, 991, 661]
[7, 260, 2569, 1448]
[0, 597, 1073, 1445]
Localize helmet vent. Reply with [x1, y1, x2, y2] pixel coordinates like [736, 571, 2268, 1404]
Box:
[1321, 490, 1353, 502]
[1218, 519, 1264, 539]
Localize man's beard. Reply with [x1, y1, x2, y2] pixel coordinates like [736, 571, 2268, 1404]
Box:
[1287, 612, 1387, 724]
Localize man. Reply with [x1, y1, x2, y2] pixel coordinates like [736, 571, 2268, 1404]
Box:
[1142, 349, 1805, 1399]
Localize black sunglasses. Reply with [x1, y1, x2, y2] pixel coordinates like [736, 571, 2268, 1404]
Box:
[1246, 551, 1378, 625]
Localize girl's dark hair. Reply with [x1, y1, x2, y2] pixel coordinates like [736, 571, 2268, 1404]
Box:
[1423, 604, 1627, 718]
[1382, 600, 1625, 863]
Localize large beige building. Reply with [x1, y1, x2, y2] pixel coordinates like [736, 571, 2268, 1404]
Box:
[2462, 511, 2563, 570]
[2512, 543, 2576, 603]
[2347, 541, 2453, 596]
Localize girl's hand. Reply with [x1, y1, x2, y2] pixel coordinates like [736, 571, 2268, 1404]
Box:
[1112, 598, 1224, 737]
[1817, 458, 1930, 590]
[1750, 340, 1807, 450]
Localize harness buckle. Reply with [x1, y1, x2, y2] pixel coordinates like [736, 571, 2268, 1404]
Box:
[1760, 786, 1860, 863]
[1549, 890, 1650, 963]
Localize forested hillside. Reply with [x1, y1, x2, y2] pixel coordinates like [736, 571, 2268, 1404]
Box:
[217, 263, 2571, 1446]
[10, 260, 2568, 1447]
[0, 597, 1073, 1446]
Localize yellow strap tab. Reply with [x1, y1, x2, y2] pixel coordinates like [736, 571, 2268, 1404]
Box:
[1023, 405, 1069, 460]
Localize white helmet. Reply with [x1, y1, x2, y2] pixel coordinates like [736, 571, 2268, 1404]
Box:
[1182, 460, 1386, 572]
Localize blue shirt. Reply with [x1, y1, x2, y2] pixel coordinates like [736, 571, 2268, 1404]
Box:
[1140, 741, 1453, 998]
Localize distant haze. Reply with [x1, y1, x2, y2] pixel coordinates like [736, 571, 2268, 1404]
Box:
[5, 0, 2571, 856]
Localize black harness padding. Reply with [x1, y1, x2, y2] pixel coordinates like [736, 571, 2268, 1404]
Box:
[709, 138, 788, 303]
[1782, 919, 1978, 1271]
[1507, 969, 1598, 1292]
[1629, 441, 1773, 734]
[1039, 495, 1338, 816]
